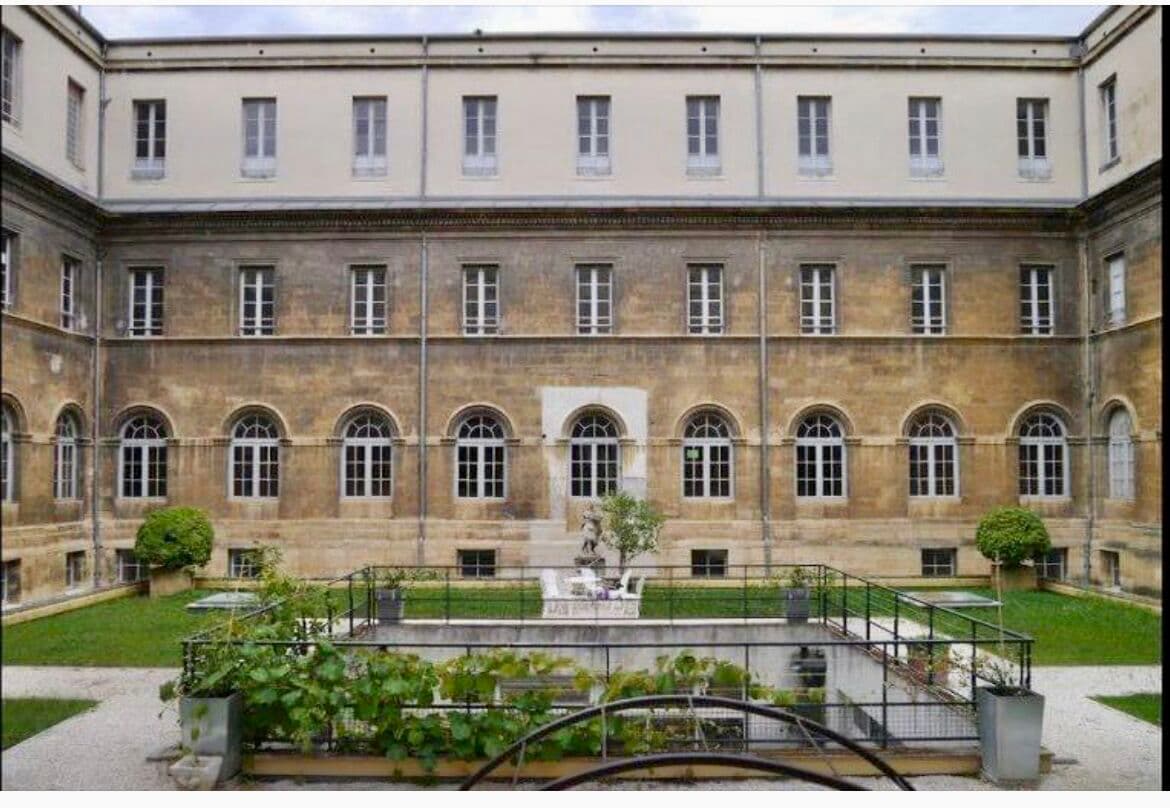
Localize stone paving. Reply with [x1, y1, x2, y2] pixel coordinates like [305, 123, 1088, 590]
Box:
[1, 663, 1161, 790]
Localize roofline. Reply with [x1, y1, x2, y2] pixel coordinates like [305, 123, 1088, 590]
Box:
[1078, 4, 1123, 41]
[59, 4, 109, 48]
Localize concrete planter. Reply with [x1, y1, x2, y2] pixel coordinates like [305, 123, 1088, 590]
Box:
[150, 567, 192, 598]
[180, 693, 243, 784]
[375, 588, 405, 622]
[976, 686, 1045, 784]
[169, 753, 223, 790]
[992, 564, 1037, 592]
[783, 587, 810, 622]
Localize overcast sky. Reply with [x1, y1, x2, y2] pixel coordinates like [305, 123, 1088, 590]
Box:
[77, 4, 1107, 39]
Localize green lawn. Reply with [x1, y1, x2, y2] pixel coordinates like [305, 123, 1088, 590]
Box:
[2, 698, 99, 749]
[1091, 693, 1162, 726]
[1, 589, 223, 667]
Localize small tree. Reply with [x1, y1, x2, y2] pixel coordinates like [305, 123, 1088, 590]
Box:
[975, 507, 1050, 569]
[135, 506, 214, 571]
[599, 492, 665, 573]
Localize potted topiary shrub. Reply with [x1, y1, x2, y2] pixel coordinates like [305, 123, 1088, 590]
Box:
[780, 566, 813, 623]
[135, 506, 214, 598]
[374, 567, 436, 623]
[975, 507, 1051, 591]
[972, 656, 1045, 784]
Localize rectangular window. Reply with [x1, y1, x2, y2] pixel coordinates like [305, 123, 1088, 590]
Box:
[132, 100, 166, 179]
[65, 550, 86, 588]
[228, 549, 261, 579]
[920, 548, 956, 577]
[1, 559, 19, 605]
[1019, 265, 1054, 335]
[457, 440, 506, 498]
[686, 96, 720, 175]
[1035, 548, 1067, 581]
[1016, 98, 1050, 179]
[66, 80, 85, 168]
[908, 97, 943, 177]
[128, 268, 164, 337]
[116, 549, 146, 583]
[1099, 549, 1120, 588]
[800, 264, 836, 334]
[1106, 252, 1126, 327]
[239, 266, 275, 336]
[576, 96, 611, 175]
[241, 98, 277, 177]
[691, 549, 728, 579]
[463, 264, 499, 335]
[462, 96, 497, 176]
[797, 96, 832, 176]
[60, 256, 79, 331]
[576, 264, 612, 335]
[457, 549, 496, 579]
[1100, 78, 1118, 165]
[1, 27, 21, 125]
[687, 264, 723, 335]
[353, 96, 388, 177]
[1, 229, 12, 310]
[53, 431, 77, 500]
[910, 264, 946, 335]
[351, 265, 387, 335]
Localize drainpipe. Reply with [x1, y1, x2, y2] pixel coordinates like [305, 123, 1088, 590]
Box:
[1079, 229, 1095, 585]
[417, 234, 428, 565]
[753, 36, 764, 199]
[91, 47, 108, 587]
[420, 36, 429, 199]
[757, 231, 771, 570]
[1075, 41, 1089, 200]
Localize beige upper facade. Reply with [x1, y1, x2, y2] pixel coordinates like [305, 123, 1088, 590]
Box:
[0, 5, 1161, 207]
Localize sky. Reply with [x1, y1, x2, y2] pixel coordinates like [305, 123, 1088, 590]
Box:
[75, 3, 1108, 39]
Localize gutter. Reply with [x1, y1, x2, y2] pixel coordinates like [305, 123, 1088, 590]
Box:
[757, 231, 771, 570]
[753, 36, 764, 199]
[91, 42, 109, 587]
[417, 234, 428, 564]
[1079, 226, 1095, 585]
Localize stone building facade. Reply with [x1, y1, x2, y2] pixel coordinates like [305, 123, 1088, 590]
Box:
[0, 5, 1161, 607]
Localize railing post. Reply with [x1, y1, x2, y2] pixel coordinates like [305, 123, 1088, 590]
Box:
[668, 565, 675, 624]
[892, 595, 900, 662]
[881, 642, 889, 749]
[970, 621, 978, 705]
[841, 572, 848, 635]
[742, 563, 748, 622]
[519, 564, 525, 623]
[348, 573, 354, 637]
[865, 581, 871, 642]
[445, 566, 451, 625]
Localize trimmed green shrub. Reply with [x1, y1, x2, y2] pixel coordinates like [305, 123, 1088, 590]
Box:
[975, 507, 1050, 568]
[134, 507, 214, 570]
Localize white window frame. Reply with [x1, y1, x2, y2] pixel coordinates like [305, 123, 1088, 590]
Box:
[908, 97, 943, 177]
[1, 229, 12, 310]
[116, 548, 146, 583]
[797, 96, 832, 177]
[576, 263, 612, 335]
[908, 411, 959, 498]
[65, 550, 86, 589]
[910, 264, 946, 335]
[1107, 408, 1135, 501]
[687, 264, 724, 335]
[1, 27, 21, 127]
[239, 266, 275, 336]
[1020, 264, 1054, 336]
[118, 415, 168, 499]
[128, 267, 164, 337]
[1, 406, 13, 503]
[341, 412, 394, 499]
[1106, 252, 1126, 327]
[1035, 548, 1067, 581]
[1016, 98, 1050, 180]
[53, 412, 79, 500]
[350, 265, 387, 335]
[60, 256, 78, 331]
[229, 415, 280, 499]
[462, 96, 498, 176]
[457, 549, 497, 579]
[682, 413, 733, 500]
[1018, 412, 1069, 499]
[463, 264, 499, 336]
[132, 99, 166, 179]
[686, 96, 720, 176]
[1100, 78, 1118, 165]
[2, 559, 20, 605]
[228, 549, 261, 579]
[352, 96, 388, 177]
[921, 548, 957, 577]
[799, 263, 836, 334]
[795, 414, 847, 499]
[455, 415, 507, 500]
[569, 413, 621, 499]
[576, 96, 611, 176]
[241, 98, 277, 178]
[691, 549, 728, 578]
[66, 79, 84, 169]
[1100, 549, 1121, 588]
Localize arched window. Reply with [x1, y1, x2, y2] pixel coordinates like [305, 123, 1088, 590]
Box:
[570, 412, 620, 498]
[1018, 412, 1067, 497]
[1, 405, 14, 502]
[908, 410, 957, 497]
[54, 412, 80, 500]
[1108, 409, 1135, 500]
[456, 414, 506, 498]
[683, 413, 732, 498]
[795, 414, 845, 498]
[230, 413, 279, 498]
[119, 414, 168, 498]
[342, 412, 393, 497]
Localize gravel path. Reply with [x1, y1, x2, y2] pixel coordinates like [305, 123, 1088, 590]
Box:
[1, 663, 1160, 790]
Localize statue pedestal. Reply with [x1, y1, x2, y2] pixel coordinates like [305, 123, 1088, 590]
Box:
[574, 554, 606, 574]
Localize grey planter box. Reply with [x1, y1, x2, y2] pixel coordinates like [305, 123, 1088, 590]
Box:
[375, 588, 405, 622]
[783, 587, 810, 622]
[976, 686, 1045, 784]
[180, 693, 242, 784]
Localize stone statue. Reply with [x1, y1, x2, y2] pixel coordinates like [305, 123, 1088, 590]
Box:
[579, 502, 604, 557]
